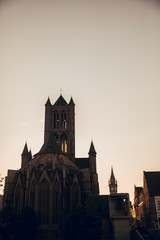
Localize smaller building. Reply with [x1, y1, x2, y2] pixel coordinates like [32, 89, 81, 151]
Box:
[134, 171, 160, 229]
[109, 193, 131, 240]
[88, 168, 131, 240]
[134, 186, 144, 226]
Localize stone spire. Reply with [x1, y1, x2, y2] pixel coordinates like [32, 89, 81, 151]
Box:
[88, 141, 96, 154]
[109, 166, 117, 194]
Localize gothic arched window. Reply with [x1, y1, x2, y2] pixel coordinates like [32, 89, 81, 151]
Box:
[71, 182, 80, 208]
[64, 183, 70, 210]
[60, 134, 67, 153]
[30, 181, 36, 210]
[54, 112, 59, 129]
[61, 111, 67, 129]
[52, 180, 61, 224]
[38, 179, 50, 224]
[54, 134, 59, 144]
[15, 184, 21, 214]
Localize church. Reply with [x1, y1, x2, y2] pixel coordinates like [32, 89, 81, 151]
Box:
[3, 94, 99, 237]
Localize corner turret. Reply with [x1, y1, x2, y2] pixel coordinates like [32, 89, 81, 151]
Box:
[88, 141, 97, 173]
[21, 142, 31, 168]
[69, 97, 75, 105]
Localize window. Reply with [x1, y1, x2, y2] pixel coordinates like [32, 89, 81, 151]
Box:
[52, 180, 61, 224]
[38, 179, 50, 224]
[30, 181, 36, 210]
[71, 182, 80, 208]
[15, 184, 21, 214]
[54, 112, 59, 129]
[61, 111, 67, 129]
[157, 201, 160, 211]
[54, 134, 59, 144]
[60, 134, 67, 153]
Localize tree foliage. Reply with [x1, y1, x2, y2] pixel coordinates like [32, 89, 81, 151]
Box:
[62, 206, 102, 240]
[0, 206, 16, 240]
[15, 207, 39, 240]
[0, 207, 39, 240]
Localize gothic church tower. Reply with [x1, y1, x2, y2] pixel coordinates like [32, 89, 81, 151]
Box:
[44, 94, 75, 161]
[109, 167, 117, 194]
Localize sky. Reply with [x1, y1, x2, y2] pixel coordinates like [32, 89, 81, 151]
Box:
[0, 0, 160, 202]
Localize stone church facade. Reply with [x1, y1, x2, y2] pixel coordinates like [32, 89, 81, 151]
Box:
[3, 95, 99, 236]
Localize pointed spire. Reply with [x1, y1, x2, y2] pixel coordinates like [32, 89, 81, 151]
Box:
[110, 166, 115, 182]
[69, 96, 75, 105]
[22, 142, 28, 155]
[45, 97, 52, 106]
[89, 141, 96, 154]
[109, 166, 117, 194]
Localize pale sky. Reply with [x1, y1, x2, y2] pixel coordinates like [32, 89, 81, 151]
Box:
[0, 0, 160, 202]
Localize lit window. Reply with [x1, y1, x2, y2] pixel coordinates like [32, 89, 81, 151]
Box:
[60, 134, 67, 153]
[157, 201, 160, 211]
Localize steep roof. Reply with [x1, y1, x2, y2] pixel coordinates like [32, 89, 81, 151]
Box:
[38, 132, 62, 155]
[69, 97, 75, 105]
[45, 97, 52, 106]
[88, 141, 96, 154]
[54, 95, 67, 106]
[110, 166, 115, 181]
[22, 143, 28, 155]
[144, 171, 160, 196]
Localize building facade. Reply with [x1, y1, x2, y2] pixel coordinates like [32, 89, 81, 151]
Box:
[3, 95, 99, 238]
[134, 171, 160, 229]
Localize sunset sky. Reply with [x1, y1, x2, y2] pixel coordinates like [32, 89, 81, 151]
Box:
[0, 0, 160, 202]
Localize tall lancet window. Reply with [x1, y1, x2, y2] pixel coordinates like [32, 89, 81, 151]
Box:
[30, 181, 36, 210]
[15, 184, 21, 214]
[38, 179, 50, 224]
[54, 112, 59, 129]
[71, 182, 80, 208]
[61, 111, 67, 129]
[54, 134, 59, 144]
[60, 134, 67, 153]
[52, 180, 61, 224]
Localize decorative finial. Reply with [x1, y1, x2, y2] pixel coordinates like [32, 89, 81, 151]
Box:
[60, 87, 62, 96]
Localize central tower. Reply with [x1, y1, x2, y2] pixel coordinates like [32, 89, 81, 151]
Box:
[44, 95, 75, 161]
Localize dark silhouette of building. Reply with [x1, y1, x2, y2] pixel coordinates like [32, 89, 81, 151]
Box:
[109, 167, 117, 194]
[134, 171, 160, 229]
[3, 95, 99, 239]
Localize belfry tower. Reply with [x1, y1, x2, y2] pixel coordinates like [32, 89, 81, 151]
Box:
[109, 166, 117, 194]
[44, 94, 75, 161]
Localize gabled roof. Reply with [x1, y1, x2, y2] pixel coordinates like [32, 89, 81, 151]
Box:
[38, 132, 62, 155]
[89, 141, 96, 154]
[53, 95, 67, 106]
[144, 171, 160, 196]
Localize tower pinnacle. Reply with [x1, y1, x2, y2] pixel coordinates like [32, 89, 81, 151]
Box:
[109, 166, 117, 194]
